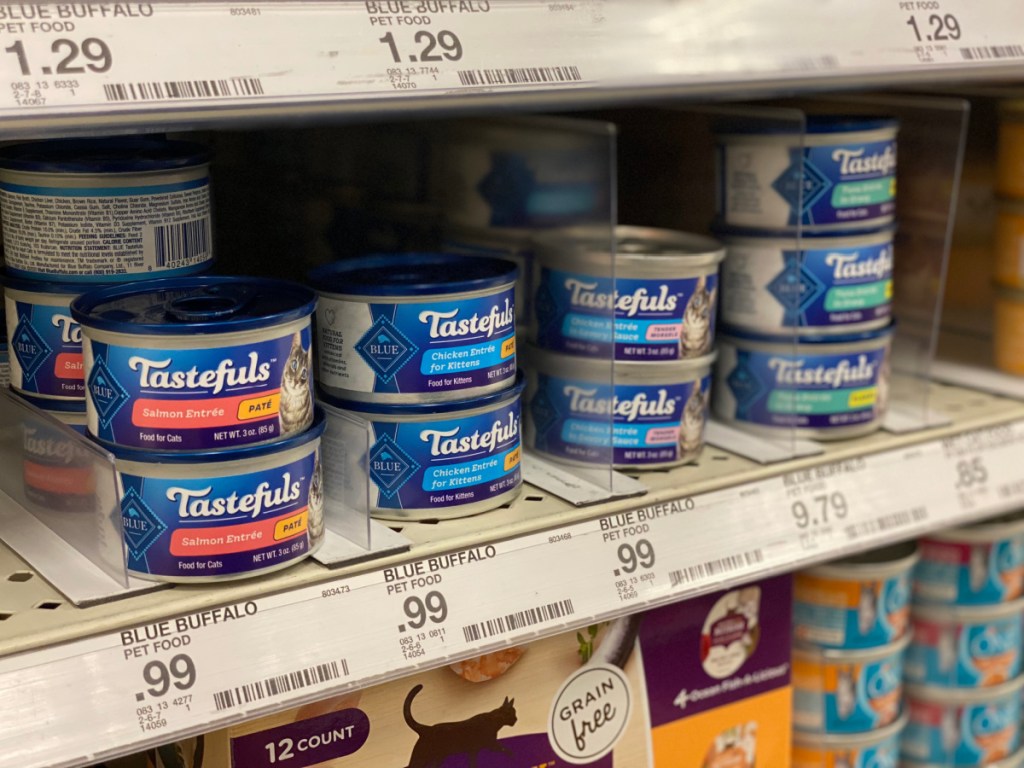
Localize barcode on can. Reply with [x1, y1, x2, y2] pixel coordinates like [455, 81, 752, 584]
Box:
[462, 598, 574, 642]
[960, 45, 1024, 60]
[669, 550, 764, 588]
[103, 78, 264, 102]
[845, 507, 928, 540]
[152, 218, 210, 267]
[457, 65, 582, 87]
[213, 659, 348, 711]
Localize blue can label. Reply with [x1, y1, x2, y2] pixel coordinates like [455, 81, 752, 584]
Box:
[355, 400, 522, 512]
[534, 267, 718, 360]
[721, 241, 893, 331]
[916, 537, 1024, 605]
[86, 327, 314, 450]
[903, 695, 1021, 765]
[528, 372, 710, 466]
[120, 448, 322, 579]
[716, 343, 888, 430]
[905, 613, 1023, 688]
[793, 651, 904, 734]
[5, 294, 83, 399]
[317, 288, 516, 398]
[794, 571, 911, 650]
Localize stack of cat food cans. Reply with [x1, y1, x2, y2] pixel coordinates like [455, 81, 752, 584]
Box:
[712, 116, 899, 440]
[522, 226, 724, 470]
[308, 253, 524, 521]
[790, 542, 917, 767]
[992, 102, 1024, 376]
[903, 512, 1024, 766]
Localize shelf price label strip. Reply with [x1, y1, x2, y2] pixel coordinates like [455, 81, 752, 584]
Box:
[0, 1, 1021, 119]
[4, 420, 1024, 768]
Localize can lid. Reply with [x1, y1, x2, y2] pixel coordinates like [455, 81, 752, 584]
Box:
[15, 392, 86, 414]
[105, 408, 326, 464]
[912, 595, 1024, 624]
[523, 343, 717, 384]
[906, 673, 1024, 705]
[70, 276, 317, 334]
[307, 253, 519, 297]
[319, 372, 525, 416]
[715, 114, 899, 136]
[803, 541, 918, 581]
[0, 136, 210, 174]
[535, 225, 725, 270]
[2, 270, 103, 295]
[792, 632, 911, 664]
[925, 509, 1024, 545]
[792, 712, 907, 750]
[718, 322, 895, 345]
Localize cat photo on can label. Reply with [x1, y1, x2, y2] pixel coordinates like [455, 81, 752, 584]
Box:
[680, 275, 716, 357]
[307, 453, 324, 543]
[279, 331, 313, 436]
[679, 380, 708, 458]
[836, 666, 857, 721]
[401, 683, 517, 768]
[858, 582, 879, 637]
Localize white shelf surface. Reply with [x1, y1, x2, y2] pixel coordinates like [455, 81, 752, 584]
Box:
[1, 0, 1023, 136]
[3, 380, 1024, 767]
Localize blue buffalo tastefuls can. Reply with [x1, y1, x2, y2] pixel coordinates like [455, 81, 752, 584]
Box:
[533, 226, 725, 361]
[716, 116, 898, 232]
[319, 378, 523, 521]
[524, 345, 714, 469]
[3, 274, 87, 401]
[308, 254, 517, 404]
[719, 228, 894, 335]
[902, 676, 1024, 766]
[713, 325, 893, 440]
[71, 276, 316, 451]
[110, 410, 326, 583]
[0, 137, 213, 282]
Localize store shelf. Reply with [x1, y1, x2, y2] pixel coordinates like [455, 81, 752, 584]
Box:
[1, 0, 1024, 137]
[2, 379, 1024, 767]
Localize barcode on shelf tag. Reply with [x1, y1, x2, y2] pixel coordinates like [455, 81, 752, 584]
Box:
[844, 507, 929, 541]
[103, 78, 265, 102]
[213, 659, 349, 712]
[959, 45, 1024, 60]
[456, 65, 583, 87]
[669, 550, 765, 588]
[462, 598, 575, 642]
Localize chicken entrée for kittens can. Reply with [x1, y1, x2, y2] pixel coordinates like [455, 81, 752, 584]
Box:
[532, 226, 725, 361]
[714, 326, 892, 439]
[308, 254, 517, 404]
[524, 345, 714, 469]
[794, 542, 918, 650]
[111, 410, 326, 582]
[716, 116, 898, 231]
[0, 137, 213, 282]
[792, 713, 907, 768]
[4, 275, 87, 401]
[319, 377, 523, 521]
[70, 277, 316, 451]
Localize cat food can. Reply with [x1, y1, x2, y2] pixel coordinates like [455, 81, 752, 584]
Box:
[524, 345, 714, 469]
[319, 377, 523, 521]
[718, 228, 894, 335]
[442, 224, 535, 323]
[17, 394, 93, 513]
[0, 137, 213, 282]
[70, 276, 316, 451]
[998, 101, 1024, 199]
[792, 635, 909, 734]
[996, 199, 1024, 290]
[716, 116, 898, 232]
[713, 325, 892, 439]
[901, 676, 1024, 766]
[432, 116, 612, 229]
[905, 599, 1024, 689]
[915, 511, 1024, 606]
[308, 254, 517, 404]
[3, 274, 86, 400]
[112, 408, 326, 582]
[794, 541, 918, 650]
[533, 226, 725, 361]
[791, 712, 906, 768]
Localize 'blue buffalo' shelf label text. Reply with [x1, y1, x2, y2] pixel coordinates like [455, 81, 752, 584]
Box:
[718, 345, 888, 430]
[529, 373, 711, 466]
[85, 327, 313, 450]
[120, 449, 322, 579]
[6, 296, 83, 399]
[317, 289, 516, 397]
[534, 268, 718, 361]
[357, 400, 522, 512]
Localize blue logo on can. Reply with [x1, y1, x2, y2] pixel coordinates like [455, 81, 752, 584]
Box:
[368, 433, 421, 499]
[88, 355, 131, 427]
[355, 316, 419, 383]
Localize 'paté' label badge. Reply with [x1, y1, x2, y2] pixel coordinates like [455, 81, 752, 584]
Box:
[548, 664, 632, 765]
[701, 586, 761, 680]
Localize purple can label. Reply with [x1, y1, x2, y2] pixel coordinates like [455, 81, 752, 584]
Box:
[316, 287, 516, 398]
[119, 446, 322, 579]
[5, 293, 84, 400]
[528, 372, 710, 466]
[85, 326, 313, 450]
[231, 708, 370, 768]
[534, 267, 718, 361]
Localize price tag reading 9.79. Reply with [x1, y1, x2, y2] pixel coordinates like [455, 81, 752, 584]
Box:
[792, 492, 849, 529]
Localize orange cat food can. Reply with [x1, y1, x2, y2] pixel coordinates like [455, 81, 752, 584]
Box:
[997, 198, 1024, 289]
[998, 101, 1024, 198]
[792, 712, 906, 768]
[994, 285, 1024, 375]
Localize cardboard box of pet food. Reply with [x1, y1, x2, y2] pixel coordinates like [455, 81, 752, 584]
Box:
[152, 575, 791, 768]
